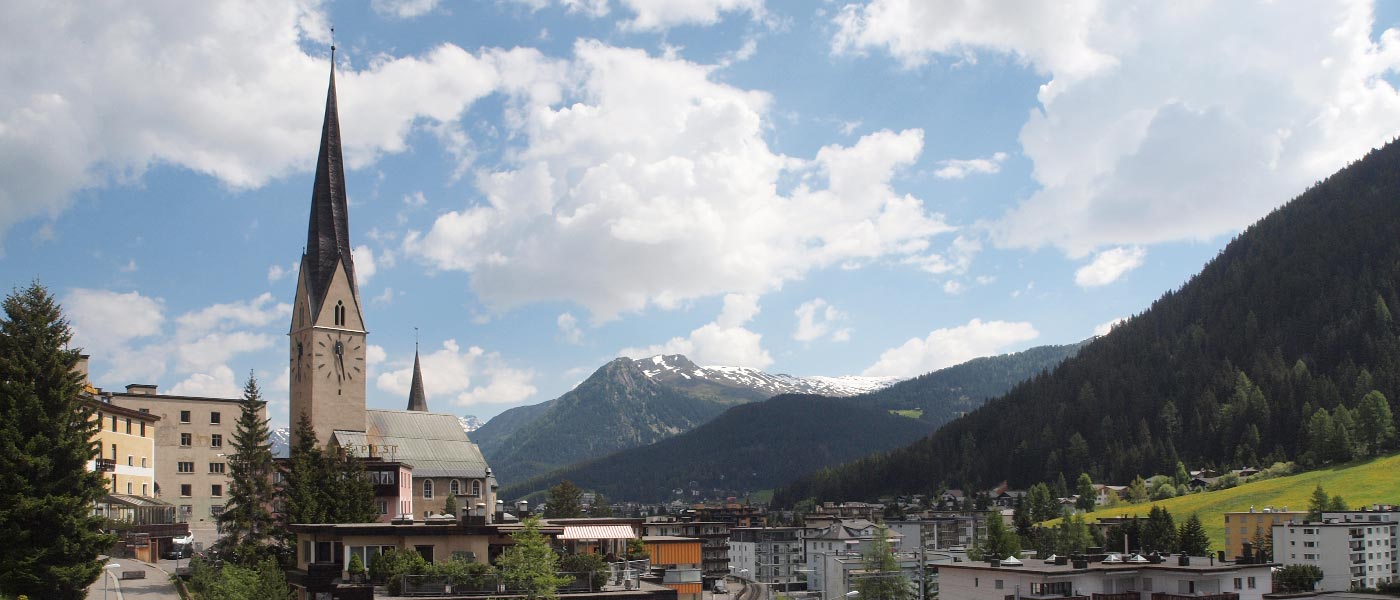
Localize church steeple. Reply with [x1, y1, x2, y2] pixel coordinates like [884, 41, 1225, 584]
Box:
[302, 47, 357, 320]
[407, 340, 428, 412]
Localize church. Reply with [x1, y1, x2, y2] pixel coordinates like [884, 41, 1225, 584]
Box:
[287, 51, 497, 522]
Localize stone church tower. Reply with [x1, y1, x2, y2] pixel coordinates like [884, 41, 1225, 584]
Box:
[289, 54, 368, 448]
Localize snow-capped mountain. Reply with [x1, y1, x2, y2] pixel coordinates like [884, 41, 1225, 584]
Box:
[269, 426, 290, 458]
[458, 415, 483, 433]
[636, 355, 901, 398]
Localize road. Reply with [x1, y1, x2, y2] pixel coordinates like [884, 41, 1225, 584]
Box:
[86, 558, 182, 600]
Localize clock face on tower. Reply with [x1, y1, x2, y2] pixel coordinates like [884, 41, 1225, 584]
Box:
[316, 331, 362, 387]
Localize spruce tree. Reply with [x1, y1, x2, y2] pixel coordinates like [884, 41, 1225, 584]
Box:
[1177, 514, 1210, 556]
[1074, 473, 1096, 512]
[1306, 484, 1329, 521]
[443, 492, 458, 517]
[325, 446, 376, 523]
[279, 414, 327, 556]
[220, 372, 277, 565]
[0, 283, 116, 599]
[499, 516, 570, 599]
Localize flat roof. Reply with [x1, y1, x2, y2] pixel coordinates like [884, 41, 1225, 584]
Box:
[939, 557, 1274, 576]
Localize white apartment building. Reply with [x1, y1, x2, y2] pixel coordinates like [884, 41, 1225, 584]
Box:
[1273, 506, 1399, 591]
[804, 519, 899, 594]
[938, 554, 1273, 600]
[728, 527, 804, 590]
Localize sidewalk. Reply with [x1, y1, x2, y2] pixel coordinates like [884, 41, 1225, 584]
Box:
[86, 558, 181, 600]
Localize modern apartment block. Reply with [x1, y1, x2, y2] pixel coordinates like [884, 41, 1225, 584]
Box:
[1222, 507, 1302, 560]
[938, 554, 1274, 600]
[108, 384, 259, 548]
[728, 527, 803, 590]
[641, 517, 733, 583]
[1273, 506, 1399, 591]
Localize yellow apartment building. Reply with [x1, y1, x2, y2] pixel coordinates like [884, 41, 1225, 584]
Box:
[89, 397, 159, 498]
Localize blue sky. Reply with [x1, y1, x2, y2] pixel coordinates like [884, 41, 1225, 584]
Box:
[5, 1, 1400, 428]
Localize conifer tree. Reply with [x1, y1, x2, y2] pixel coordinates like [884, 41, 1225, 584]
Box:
[856, 525, 913, 600]
[1074, 473, 1096, 512]
[1142, 506, 1177, 553]
[1306, 484, 1330, 521]
[278, 414, 327, 555]
[0, 283, 116, 599]
[444, 492, 458, 517]
[325, 446, 376, 524]
[1177, 514, 1210, 556]
[220, 372, 277, 565]
[499, 516, 570, 599]
[545, 480, 583, 518]
[1357, 390, 1396, 455]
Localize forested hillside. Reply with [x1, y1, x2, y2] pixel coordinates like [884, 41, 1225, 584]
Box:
[863, 342, 1084, 424]
[498, 394, 934, 501]
[776, 140, 1400, 505]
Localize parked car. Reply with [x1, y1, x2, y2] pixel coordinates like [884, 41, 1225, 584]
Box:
[162, 543, 193, 560]
[713, 581, 729, 594]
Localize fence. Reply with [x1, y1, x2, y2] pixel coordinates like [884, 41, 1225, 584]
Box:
[399, 571, 613, 597]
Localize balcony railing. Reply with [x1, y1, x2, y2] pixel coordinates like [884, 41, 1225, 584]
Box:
[95, 458, 116, 472]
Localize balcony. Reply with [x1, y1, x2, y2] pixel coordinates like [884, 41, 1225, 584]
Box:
[95, 458, 116, 472]
[1151, 594, 1238, 600]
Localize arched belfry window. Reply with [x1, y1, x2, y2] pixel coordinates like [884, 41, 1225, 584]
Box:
[450, 479, 461, 496]
[334, 300, 345, 326]
[422, 479, 434, 499]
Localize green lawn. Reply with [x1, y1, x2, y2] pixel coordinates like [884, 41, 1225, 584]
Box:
[889, 409, 924, 419]
[1051, 453, 1400, 551]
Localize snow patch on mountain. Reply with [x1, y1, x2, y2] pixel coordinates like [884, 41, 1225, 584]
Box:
[269, 426, 290, 458]
[637, 354, 900, 397]
[459, 415, 483, 432]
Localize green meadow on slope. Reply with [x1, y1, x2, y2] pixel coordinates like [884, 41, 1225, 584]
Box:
[1066, 454, 1400, 551]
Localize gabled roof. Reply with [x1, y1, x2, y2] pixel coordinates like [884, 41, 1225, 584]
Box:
[333, 409, 488, 478]
[302, 51, 357, 320]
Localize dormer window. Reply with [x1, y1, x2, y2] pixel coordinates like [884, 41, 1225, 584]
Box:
[334, 300, 346, 326]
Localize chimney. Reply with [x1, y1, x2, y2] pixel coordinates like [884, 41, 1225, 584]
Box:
[74, 354, 91, 385]
[125, 384, 158, 395]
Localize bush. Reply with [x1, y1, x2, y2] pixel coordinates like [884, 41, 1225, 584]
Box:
[559, 552, 609, 589]
[348, 553, 365, 578]
[435, 558, 496, 589]
[377, 549, 431, 595]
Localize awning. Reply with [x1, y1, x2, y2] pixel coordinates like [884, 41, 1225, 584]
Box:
[559, 525, 636, 540]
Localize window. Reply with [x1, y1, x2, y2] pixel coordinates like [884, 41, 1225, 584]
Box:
[211, 434, 222, 448]
[111, 443, 117, 459]
[180, 433, 192, 447]
[423, 479, 433, 499]
[111, 415, 117, 431]
[180, 410, 191, 423]
[180, 484, 192, 497]
[140, 457, 147, 468]
[995, 580, 1004, 590]
[471, 480, 482, 496]
[1234, 578, 1242, 590]
[178, 462, 194, 473]
[209, 462, 226, 474]
[379, 501, 388, 515]
[450, 479, 461, 496]
[139, 421, 146, 437]
[1248, 577, 1256, 589]
[335, 300, 346, 326]
[125, 418, 132, 434]
[128, 455, 134, 466]
[211, 484, 223, 497]
[210, 411, 221, 424]
[210, 504, 224, 517]
[141, 483, 148, 496]
[126, 482, 132, 494]
[178, 505, 192, 523]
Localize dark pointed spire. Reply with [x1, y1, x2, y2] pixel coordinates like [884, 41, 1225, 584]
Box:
[303, 46, 357, 320]
[407, 335, 428, 412]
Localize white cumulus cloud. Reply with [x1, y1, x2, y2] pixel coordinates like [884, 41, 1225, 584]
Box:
[834, 1, 1400, 259]
[352, 245, 377, 284]
[934, 152, 1007, 179]
[793, 298, 850, 343]
[1074, 246, 1145, 287]
[371, 0, 440, 19]
[405, 41, 952, 319]
[1093, 316, 1128, 337]
[620, 293, 773, 368]
[863, 318, 1039, 378]
[557, 312, 583, 344]
[376, 339, 538, 407]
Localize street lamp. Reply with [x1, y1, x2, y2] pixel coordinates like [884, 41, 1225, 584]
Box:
[103, 562, 121, 600]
